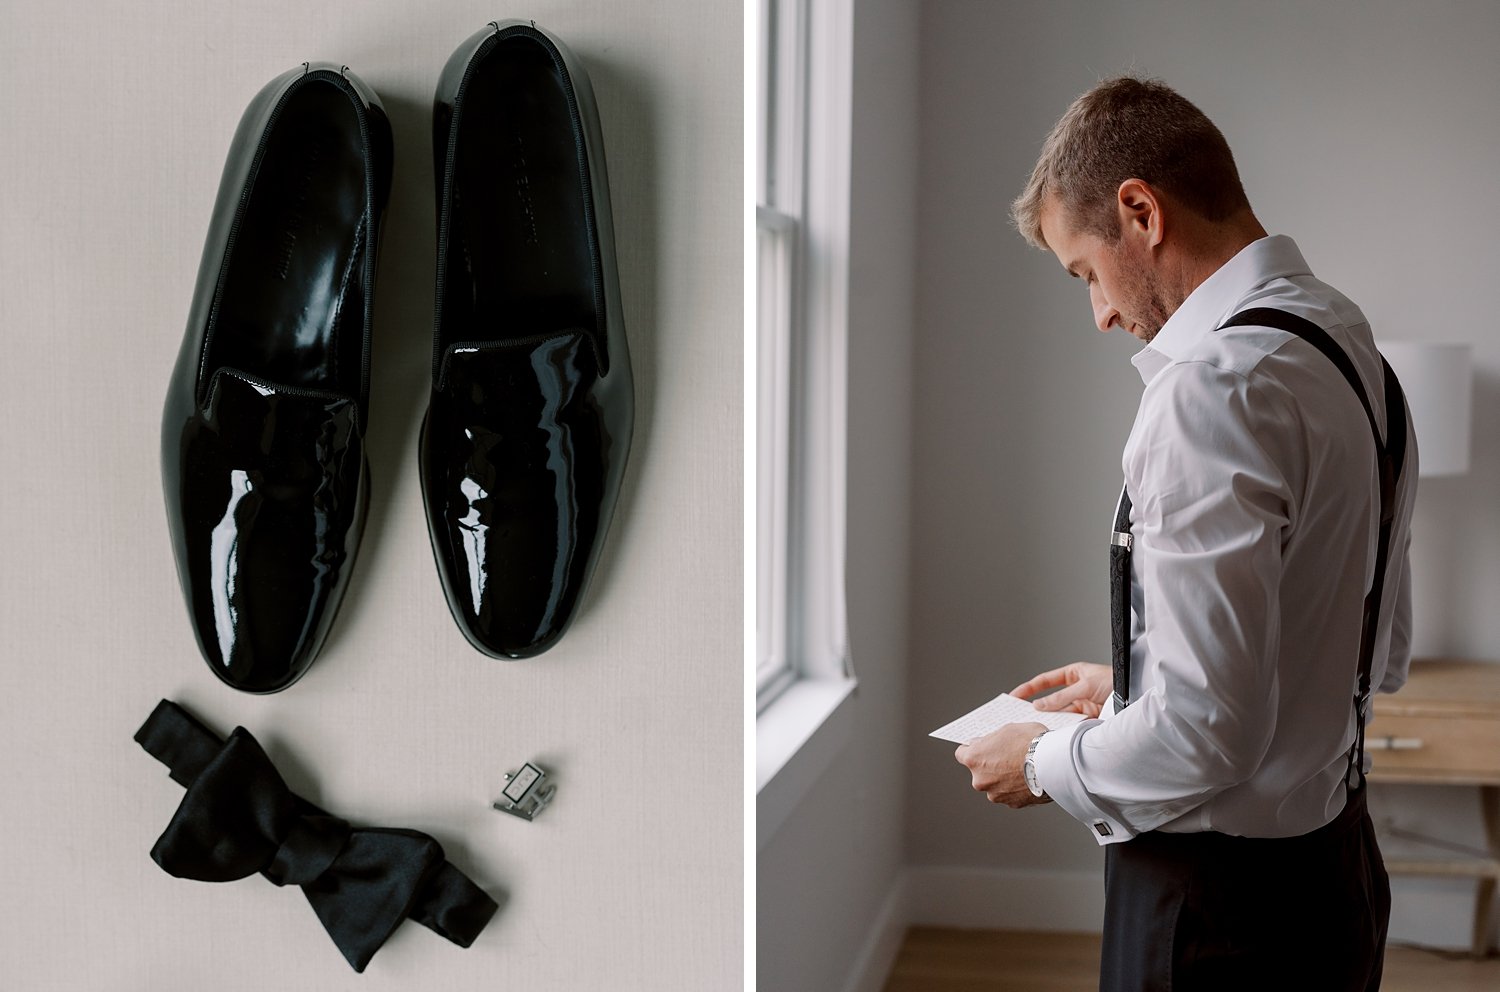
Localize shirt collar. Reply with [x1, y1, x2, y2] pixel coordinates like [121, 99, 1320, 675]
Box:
[1130, 235, 1313, 384]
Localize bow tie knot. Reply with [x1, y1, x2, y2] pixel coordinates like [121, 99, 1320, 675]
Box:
[265, 813, 350, 887]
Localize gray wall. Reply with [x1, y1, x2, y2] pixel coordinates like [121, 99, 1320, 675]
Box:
[757, 0, 920, 988]
[906, 0, 1500, 946]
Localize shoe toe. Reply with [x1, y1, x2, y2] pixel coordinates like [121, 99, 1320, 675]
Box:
[421, 333, 623, 659]
[166, 372, 366, 691]
[182, 495, 347, 692]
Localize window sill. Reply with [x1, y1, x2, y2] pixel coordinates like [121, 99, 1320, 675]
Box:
[756, 676, 857, 850]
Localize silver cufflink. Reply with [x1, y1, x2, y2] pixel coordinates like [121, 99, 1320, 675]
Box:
[492, 762, 555, 821]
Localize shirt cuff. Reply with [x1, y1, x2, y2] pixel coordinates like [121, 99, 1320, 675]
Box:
[1033, 718, 1136, 846]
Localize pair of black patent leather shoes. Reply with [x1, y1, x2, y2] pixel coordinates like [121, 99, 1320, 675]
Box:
[162, 24, 633, 693]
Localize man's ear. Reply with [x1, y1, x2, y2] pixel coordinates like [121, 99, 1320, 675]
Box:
[1116, 178, 1164, 250]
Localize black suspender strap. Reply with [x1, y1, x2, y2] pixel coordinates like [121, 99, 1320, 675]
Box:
[1110, 307, 1408, 790]
[1217, 308, 1407, 787]
[1110, 487, 1133, 715]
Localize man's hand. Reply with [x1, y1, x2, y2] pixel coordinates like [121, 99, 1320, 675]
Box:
[1013, 662, 1112, 718]
[954, 721, 1049, 808]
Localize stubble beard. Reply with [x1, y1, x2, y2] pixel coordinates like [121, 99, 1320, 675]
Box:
[1121, 258, 1175, 344]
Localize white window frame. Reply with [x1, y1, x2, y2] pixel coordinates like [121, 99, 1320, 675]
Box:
[753, 0, 855, 846]
[754, 0, 806, 706]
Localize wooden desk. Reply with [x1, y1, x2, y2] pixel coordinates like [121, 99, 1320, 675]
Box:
[1369, 658, 1500, 957]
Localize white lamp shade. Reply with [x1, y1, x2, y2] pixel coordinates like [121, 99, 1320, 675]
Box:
[1377, 342, 1472, 477]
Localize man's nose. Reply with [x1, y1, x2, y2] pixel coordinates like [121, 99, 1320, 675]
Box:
[1092, 298, 1120, 334]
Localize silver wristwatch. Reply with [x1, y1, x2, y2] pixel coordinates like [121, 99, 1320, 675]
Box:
[1023, 732, 1047, 798]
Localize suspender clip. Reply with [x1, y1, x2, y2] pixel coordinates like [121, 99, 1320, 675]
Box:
[1110, 531, 1133, 550]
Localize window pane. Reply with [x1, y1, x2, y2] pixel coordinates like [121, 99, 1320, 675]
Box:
[757, 0, 774, 204]
[756, 213, 793, 690]
[759, 0, 803, 217]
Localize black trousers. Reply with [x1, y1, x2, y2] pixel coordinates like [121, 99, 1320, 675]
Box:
[1100, 786, 1390, 992]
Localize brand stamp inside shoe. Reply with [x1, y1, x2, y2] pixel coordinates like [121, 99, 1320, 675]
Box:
[272, 134, 331, 281]
[511, 132, 541, 248]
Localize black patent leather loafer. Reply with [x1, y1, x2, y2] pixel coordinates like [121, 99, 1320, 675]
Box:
[162, 64, 393, 692]
[423, 23, 634, 659]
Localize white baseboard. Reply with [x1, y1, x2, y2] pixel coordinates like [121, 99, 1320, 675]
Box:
[907, 865, 1106, 932]
[901, 865, 1480, 947]
[841, 872, 912, 992]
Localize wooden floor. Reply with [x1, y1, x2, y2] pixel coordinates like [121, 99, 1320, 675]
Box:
[881, 927, 1500, 992]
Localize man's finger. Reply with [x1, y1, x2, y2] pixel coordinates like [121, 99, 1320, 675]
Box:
[1034, 683, 1089, 710]
[1012, 667, 1072, 698]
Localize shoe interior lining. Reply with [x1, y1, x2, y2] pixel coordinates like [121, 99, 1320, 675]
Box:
[210, 78, 367, 395]
[446, 37, 598, 345]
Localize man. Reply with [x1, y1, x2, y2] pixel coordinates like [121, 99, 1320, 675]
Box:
[953, 77, 1417, 991]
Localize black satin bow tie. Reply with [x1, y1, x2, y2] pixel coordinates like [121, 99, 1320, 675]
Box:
[135, 700, 498, 972]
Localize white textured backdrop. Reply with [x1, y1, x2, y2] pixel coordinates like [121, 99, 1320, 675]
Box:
[0, 1, 742, 988]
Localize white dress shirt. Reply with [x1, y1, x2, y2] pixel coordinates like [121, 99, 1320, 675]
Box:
[1033, 235, 1418, 846]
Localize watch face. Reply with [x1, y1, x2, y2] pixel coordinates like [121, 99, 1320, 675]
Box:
[1024, 741, 1044, 797]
